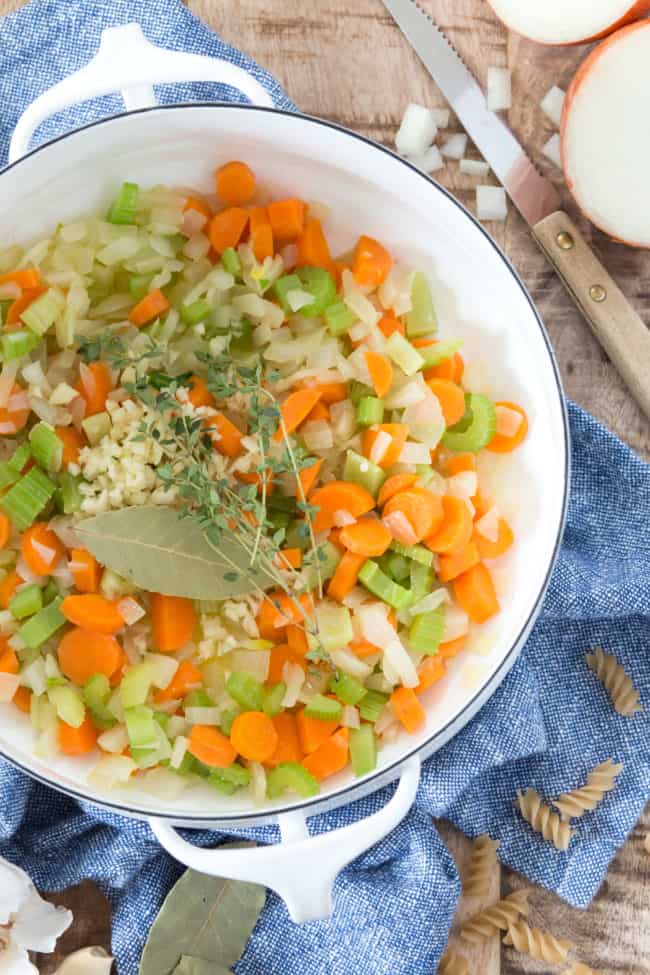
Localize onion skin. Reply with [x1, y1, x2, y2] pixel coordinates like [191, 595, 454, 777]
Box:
[486, 0, 650, 46]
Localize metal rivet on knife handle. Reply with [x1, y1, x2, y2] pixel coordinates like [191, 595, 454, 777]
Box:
[589, 285, 607, 303]
[556, 231, 574, 250]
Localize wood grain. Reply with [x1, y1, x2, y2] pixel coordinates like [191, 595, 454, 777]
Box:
[0, 0, 649, 972]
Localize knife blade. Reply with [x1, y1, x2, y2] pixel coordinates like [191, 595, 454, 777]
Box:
[380, 0, 560, 225]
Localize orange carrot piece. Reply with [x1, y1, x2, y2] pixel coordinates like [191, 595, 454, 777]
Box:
[215, 161, 255, 206]
[391, 686, 426, 732]
[339, 518, 392, 558]
[151, 593, 196, 651]
[286, 624, 309, 655]
[69, 548, 101, 594]
[327, 550, 366, 602]
[487, 402, 529, 453]
[426, 379, 466, 427]
[424, 495, 473, 555]
[475, 518, 514, 560]
[0, 382, 30, 433]
[265, 712, 302, 767]
[350, 638, 381, 659]
[0, 268, 41, 289]
[297, 458, 323, 499]
[55, 426, 87, 467]
[59, 715, 98, 755]
[437, 540, 480, 583]
[300, 380, 348, 404]
[310, 481, 376, 534]
[0, 513, 10, 549]
[58, 628, 123, 686]
[304, 399, 330, 423]
[0, 646, 19, 675]
[416, 656, 447, 693]
[353, 235, 392, 289]
[438, 636, 466, 661]
[183, 195, 212, 220]
[129, 288, 170, 327]
[257, 596, 286, 641]
[248, 206, 274, 262]
[76, 362, 113, 417]
[13, 686, 31, 713]
[365, 350, 393, 398]
[296, 219, 333, 272]
[362, 423, 409, 468]
[446, 452, 476, 476]
[424, 352, 465, 384]
[230, 710, 279, 762]
[267, 198, 307, 241]
[21, 522, 65, 576]
[208, 207, 249, 254]
[277, 547, 302, 570]
[378, 313, 405, 338]
[6, 286, 47, 327]
[377, 473, 419, 507]
[155, 659, 203, 705]
[188, 724, 237, 768]
[274, 388, 322, 442]
[61, 594, 124, 635]
[209, 412, 244, 457]
[187, 375, 216, 409]
[0, 571, 21, 610]
[302, 727, 349, 781]
[296, 706, 339, 755]
[454, 562, 500, 623]
[267, 643, 306, 684]
[383, 487, 444, 543]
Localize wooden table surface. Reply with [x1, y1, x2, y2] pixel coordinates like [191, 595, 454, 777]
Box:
[1, 0, 649, 972]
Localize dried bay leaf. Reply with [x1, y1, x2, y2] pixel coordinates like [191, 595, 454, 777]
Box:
[138, 848, 266, 975]
[77, 506, 275, 600]
[173, 956, 231, 975]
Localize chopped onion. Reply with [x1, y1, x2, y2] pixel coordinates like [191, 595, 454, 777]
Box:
[167, 716, 187, 740]
[182, 208, 208, 235]
[402, 387, 445, 448]
[21, 657, 47, 696]
[476, 505, 500, 543]
[87, 755, 136, 791]
[369, 429, 392, 464]
[117, 597, 146, 626]
[51, 561, 74, 589]
[441, 134, 468, 159]
[487, 67, 512, 111]
[248, 761, 267, 803]
[342, 282, 379, 327]
[348, 320, 371, 342]
[330, 647, 373, 680]
[496, 403, 524, 437]
[540, 85, 565, 127]
[542, 133, 562, 169]
[279, 243, 297, 269]
[302, 419, 334, 452]
[16, 557, 47, 587]
[229, 649, 270, 683]
[383, 510, 419, 546]
[447, 471, 478, 500]
[341, 705, 361, 729]
[432, 108, 450, 129]
[142, 766, 188, 799]
[358, 603, 418, 688]
[183, 233, 211, 261]
[408, 588, 449, 618]
[287, 288, 316, 312]
[281, 661, 305, 707]
[460, 158, 490, 177]
[398, 441, 432, 465]
[170, 735, 189, 770]
[98, 724, 129, 754]
[375, 704, 397, 735]
[0, 361, 19, 408]
[476, 185, 507, 222]
[395, 103, 438, 156]
[443, 603, 470, 642]
[185, 706, 221, 725]
[407, 145, 444, 174]
[146, 653, 179, 690]
[0, 672, 19, 703]
[333, 509, 356, 527]
[49, 382, 79, 406]
[330, 400, 356, 440]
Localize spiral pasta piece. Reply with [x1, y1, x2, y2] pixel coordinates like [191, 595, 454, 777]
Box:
[553, 759, 623, 820]
[460, 889, 530, 943]
[462, 834, 500, 895]
[562, 964, 602, 975]
[516, 788, 574, 851]
[438, 948, 471, 975]
[504, 921, 573, 964]
[586, 647, 642, 717]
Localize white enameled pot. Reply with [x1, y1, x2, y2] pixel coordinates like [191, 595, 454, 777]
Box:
[0, 24, 569, 922]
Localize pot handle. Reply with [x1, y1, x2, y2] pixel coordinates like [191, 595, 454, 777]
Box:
[8, 23, 276, 164]
[149, 755, 420, 923]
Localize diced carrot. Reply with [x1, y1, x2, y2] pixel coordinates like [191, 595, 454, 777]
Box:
[76, 362, 113, 417]
[416, 656, 447, 693]
[0, 268, 41, 289]
[296, 219, 333, 273]
[426, 379, 466, 427]
[183, 195, 212, 220]
[265, 712, 302, 767]
[304, 399, 330, 423]
[328, 527, 344, 552]
[0, 571, 21, 609]
[438, 636, 466, 661]
[267, 643, 306, 684]
[248, 206, 274, 262]
[475, 518, 514, 560]
[208, 207, 249, 254]
[297, 458, 323, 499]
[350, 639, 381, 659]
[339, 518, 392, 558]
[21, 522, 65, 576]
[352, 235, 391, 289]
[411, 338, 436, 349]
[0, 513, 10, 549]
[69, 548, 101, 593]
[302, 727, 349, 781]
[55, 426, 87, 467]
[257, 597, 286, 641]
[383, 488, 444, 543]
[446, 453, 476, 476]
[362, 423, 409, 468]
[378, 313, 405, 338]
[327, 550, 366, 602]
[155, 659, 203, 705]
[365, 350, 393, 398]
[310, 481, 376, 534]
[187, 375, 216, 409]
[296, 706, 339, 755]
[188, 724, 236, 768]
[234, 469, 275, 496]
[437, 540, 480, 583]
[258, 592, 311, 641]
[0, 646, 19, 675]
[128, 288, 169, 327]
[277, 547, 302, 570]
[424, 495, 473, 555]
[61, 594, 124, 635]
[209, 412, 244, 458]
[230, 710, 279, 762]
[377, 473, 419, 507]
[391, 686, 426, 732]
[6, 286, 47, 327]
[453, 562, 500, 623]
[286, 624, 309, 655]
[150, 593, 196, 651]
[333, 260, 348, 288]
[215, 161, 255, 206]
[13, 686, 31, 713]
[268, 198, 307, 241]
[274, 388, 322, 441]
[424, 353, 464, 384]
[487, 402, 528, 453]
[58, 628, 123, 686]
[59, 715, 98, 755]
[0, 382, 30, 433]
[301, 380, 348, 404]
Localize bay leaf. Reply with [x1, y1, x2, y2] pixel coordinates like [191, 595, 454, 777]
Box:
[173, 956, 231, 975]
[77, 506, 275, 600]
[138, 846, 265, 975]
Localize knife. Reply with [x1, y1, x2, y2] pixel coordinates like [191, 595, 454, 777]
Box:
[381, 0, 650, 423]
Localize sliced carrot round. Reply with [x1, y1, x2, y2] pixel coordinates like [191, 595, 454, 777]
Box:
[424, 495, 473, 555]
[310, 481, 376, 534]
[0, 570, 21, 610]
[377, 473, 419, 507]
[0, 513, 10, 549]
[69, 548, 101, 593]
[424, 352, 464, 384]
[151, 593, 196, 652]
[187, 375, 216, 409]
[327, 550, 365, 603]
[274, 388, 322, 441]
[339, 517, 392, 558]
[383, 487, 443, 543]
[390, 686, 425, 733]
[230, 710, 279, 762]
[353, 235, 392, 288]
[58, 628, 123, 686]
[302, 727, 349, 780]
[188, 724, 237, 768]
[21, 522, 65, 576]
[438, 636, 466, 660]
[453, 562, 500, 623]
[215, 161, 256, 206]
[475, 518, 515, 559]
[55, 425, 87, 466]
[416, 656, 447, 693]
[487, 402, 529, 452]
[0, 383, 30, 434]
[61, 594, 124, 635]
[426, 379, 466, 427]
[59, 714, 98, 755]
[76, 362, 112, 417]
[362, 423, 409, 468]
[365, 350, 393, 398]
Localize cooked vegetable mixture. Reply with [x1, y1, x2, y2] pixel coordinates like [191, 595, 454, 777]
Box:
[0, 160, 528, 801]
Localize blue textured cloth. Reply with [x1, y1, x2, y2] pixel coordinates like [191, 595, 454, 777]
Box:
[1, 3, 649, 974]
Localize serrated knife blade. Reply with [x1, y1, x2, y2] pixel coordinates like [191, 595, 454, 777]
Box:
[381, 0, 560, 224]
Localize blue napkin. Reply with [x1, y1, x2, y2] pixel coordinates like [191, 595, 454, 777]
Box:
[1, 3, 649, 974]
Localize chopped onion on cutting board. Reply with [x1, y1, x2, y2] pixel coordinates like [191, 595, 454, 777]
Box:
[540, 86, 565, 127]
[407, 145, 444, 174]
[432, 108, 450, 128]
[395, 103, 438, 156]
[460, 158, 490, 177]
[486, 0, 650, 46]
[441, 134, 468, 159]
[476, 185, 507, 222]
[542, 133, 562, 168]
[487, 67, 512, 111]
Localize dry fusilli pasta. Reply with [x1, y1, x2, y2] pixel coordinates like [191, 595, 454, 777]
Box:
[562, 964, 602, 975]
[460, 889, 530, 943]
[504, 921, 573, 963]
[585, 647, 642, 717]
[516, 789, 574, 851]
[438, 948, 471, 975]
[553, 759, 623, 820]
[462, 834, 500, 895]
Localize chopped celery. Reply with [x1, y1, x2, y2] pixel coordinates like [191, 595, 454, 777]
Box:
[356, 396, 384, 427]
[128, 273, 154, 300]
[21, 288, 65, 336]
[8, 443, 32, 473]
[99, 568, 134, 599]
[442, 393, 497, 452]
[208, 763, 251, 795]
[263, 682, 286, 717]
[41, 579, 59, 606]
[359, 689, 389, 723]
[82, 412, 111, 446]
[83, 673, 115, 728]
[226, 671, 264, 711]
[266, 761, 319, 798]
[343, 449, 385, 498]
[315, 602, 354, 653]
[409, 606, 445, 654]
[330, 672, 366, 707]
[221, 247, 242, 277]
[18, 597, 65, 648]
[390, 541, 434, 566]
[229, 318, 254, 358]
[180, 299, 211, 325]
[120, 661, 155, 708]
[324, 300, 355, 336]
[1, 329, 40, 360]
[1, 466, 56, 530]
[296, 267, 336, 316]
[410, 561, 434, 598]
[0, 462, 19, 490]
[350, 723, 377, 776]
[406, 271, 437, 337]
[271, 273, 302, 313]
[107, 181, 139, 225]
[219, 707, 240, 736]
[48, 685, 85, 728]
[418, 338, 462, 368]
[55, 472, 83, 514]
[153, 710, 170, 729]
[385, 331, 425, 376]
[124, 705, 157, 750]
[358, 561, 414, 610]
[9, 583, 43, 620]
[184, 689, 214, 709]
[384, 553, 410, 583]
[304, 694, 343, 722]
[302, 540, 341, 589]
[349, 380, 375, 405]
[28, 422, 63, 473]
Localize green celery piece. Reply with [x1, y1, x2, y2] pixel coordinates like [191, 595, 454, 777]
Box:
[153, 710, 170, 729]
[208, 763, 251, 795]
[9, 583, 43, 620]
[183, 689, 214, 709]
[349, 381, 375, 405]
[1, 467, 57, 530]
[330, 672, 366, 707]
[385, 331, 425, 376]
[418, 338, 463, 368]
[406, 272, 437, 337]
[82, 412, 111, 446]
[314, 603, 354, 653]
[301, 539, 341, 589]
[1, 329, 40, 360]
[124, 705, 157, 750]
[271, 273, 302, 314]
[229, 318, 254, 358]
[107, 181, 139, 225]
[8, 443, 32, 473]
[415, 464, 434, 485]
[409, 606, 445, 655]
[410, 561, 434, 598]
[343, 449, 385, 498]
[324, 300, 355, 336]
[384, 553, 410, 583]
[296, 267, 336, 316]
[120, 661, 155, 708]
[48, 685, 85, 728]
[266, 761, 320, 798]
[219, 707, 240, 736]
[55, 472, 83, 514]
[82, 673, 115, 727]
[350, 724, 377, 776]
[0, 462, 20, 490]
[128, 274, 154, 300]
[390, 541, 434, 567]
[41, 579, 59, 606]
[28, 422, 63, 473]
[221, 247, 242, 277]
[446, 395, 473, 434]
[358, 561, 414, 610]
[442, 394, 497, 452]
[356, 396, 384, 428]
[21, 288, 65, 336]
[226, 671, 264, 711]
[18, 596, 65, 649]
[359, 690, 388, 723]
[263, 682, 286, 717]
[304, 694, 343, 722]
[180, 299, 211, 325]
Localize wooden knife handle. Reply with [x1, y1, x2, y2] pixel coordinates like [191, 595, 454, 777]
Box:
[533, 210, 650, 422]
